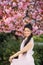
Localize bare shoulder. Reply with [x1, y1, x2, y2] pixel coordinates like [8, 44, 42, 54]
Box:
[26, 38, 34, 47]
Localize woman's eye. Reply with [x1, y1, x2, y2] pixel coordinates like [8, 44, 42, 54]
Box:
[25, 30, 29, 32]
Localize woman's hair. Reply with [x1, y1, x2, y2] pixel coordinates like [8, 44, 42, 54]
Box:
[24, 23, 33, 47]
[24, 23, 33, 30]
[23, 23, 33, 54]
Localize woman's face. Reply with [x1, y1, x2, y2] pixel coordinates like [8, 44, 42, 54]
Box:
[23, 28, 32, 37]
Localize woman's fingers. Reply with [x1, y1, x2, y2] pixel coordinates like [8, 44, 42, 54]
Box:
[9, 56, 13, 63]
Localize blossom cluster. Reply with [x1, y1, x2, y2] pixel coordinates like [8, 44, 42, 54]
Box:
[0, 0, 43, 37]
[32, 21, 43, 36]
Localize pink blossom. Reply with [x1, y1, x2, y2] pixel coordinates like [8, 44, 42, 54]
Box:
[18, 2, 23, 9]
[0, 29, 3, 33]
[21, 0, 26, 2]
[22, 2, 29, 10]
[4, 17, 12, 24]
[4, 7, 12, 14]
[36, 15, 42, 21]
[0, 9, 3, 16]
[12, 2, 17, 7]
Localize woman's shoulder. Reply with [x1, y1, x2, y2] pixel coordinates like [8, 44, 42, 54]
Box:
[31, 38, 34, 43]
[27, 37, 34, 44]
[30, 38, 34, 47]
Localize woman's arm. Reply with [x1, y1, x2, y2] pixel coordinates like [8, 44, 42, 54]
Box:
[10, 41, 33, 58]
[14, 41, 32, 57]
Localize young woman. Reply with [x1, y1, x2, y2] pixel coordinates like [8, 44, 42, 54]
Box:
[9, 23, 35, 65]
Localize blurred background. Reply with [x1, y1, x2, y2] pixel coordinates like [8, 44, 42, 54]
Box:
[0, 0, 43, 65]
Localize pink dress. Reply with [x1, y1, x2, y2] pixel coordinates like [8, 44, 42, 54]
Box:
[10, 38, 35, 65]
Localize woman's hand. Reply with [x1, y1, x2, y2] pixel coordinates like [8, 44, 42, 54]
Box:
[9, 55, 14, 63]
[9, 53, 18, 63]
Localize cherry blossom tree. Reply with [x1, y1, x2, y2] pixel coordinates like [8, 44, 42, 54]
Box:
[0, 0, 43, 37]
